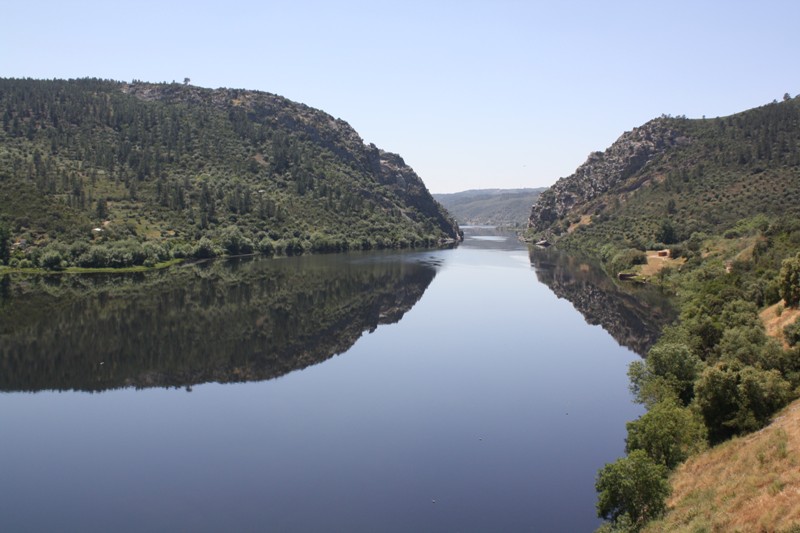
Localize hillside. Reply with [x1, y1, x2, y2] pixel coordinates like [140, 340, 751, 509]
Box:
[528, 96, 800, 250]
[644, 398, 800, 532]
[0, 78, 460, 269]
[527, 96, 800, 532]
[434, 188, 544, 227]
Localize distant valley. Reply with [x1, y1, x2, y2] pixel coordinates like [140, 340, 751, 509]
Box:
[434, 188, 544, 227]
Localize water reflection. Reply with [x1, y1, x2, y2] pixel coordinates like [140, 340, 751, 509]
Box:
[460, 225, 527, 251]
[0, 254, 436, 392]
[529, 247, 676, 355]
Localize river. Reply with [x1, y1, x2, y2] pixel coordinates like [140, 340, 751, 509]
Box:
[0, 227, 673, 532]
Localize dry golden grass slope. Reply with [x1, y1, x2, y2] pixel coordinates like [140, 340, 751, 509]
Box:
[762, 301, 800, 349]
[644, 400, 800, 533]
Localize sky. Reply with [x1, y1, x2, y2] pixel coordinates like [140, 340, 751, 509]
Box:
[3, 1, 800, 193]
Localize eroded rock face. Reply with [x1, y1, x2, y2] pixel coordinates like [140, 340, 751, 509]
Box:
[529, 118, 688, 232]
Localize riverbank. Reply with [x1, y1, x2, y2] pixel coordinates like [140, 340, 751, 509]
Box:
[0, 258, 184, 275]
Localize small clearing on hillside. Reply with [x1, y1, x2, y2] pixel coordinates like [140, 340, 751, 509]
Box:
[638, 250, 686, 279]
[761, 301, 800, 348]
[567, 214, 592, 233]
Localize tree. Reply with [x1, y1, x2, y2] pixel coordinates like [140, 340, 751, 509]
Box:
[629, 342, 701, 406]
[779, 253, 800, 307]
[625, 398, 707, 470]
[183, 77, 191, 85]
[40, 249, 64, 270]
[96, 197, 108, 220]
[695, 361, 791, 442]
[191, 237, 217, 259]
[0, 222, 9, 264]
[657, 220, 677, 245]
[219, 225, 253, 255]
[596, 450, 670, 530]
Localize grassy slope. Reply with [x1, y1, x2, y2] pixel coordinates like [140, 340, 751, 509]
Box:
[645, 400, 800, 532]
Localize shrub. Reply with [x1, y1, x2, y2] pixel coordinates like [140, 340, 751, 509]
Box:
[41, 250, 64, 270]
[219, 225, 254, 255]
[784, 321, 800, 347]
[258, 238, 275, 256]
[143, 242, 169, 264]
[608, 248, 647, 274]
[192, 237, 217, 259]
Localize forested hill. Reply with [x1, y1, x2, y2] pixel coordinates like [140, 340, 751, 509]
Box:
[528, 95, 800, 248]
[433, 188, 544, 227]
[0, 78, 460, 269]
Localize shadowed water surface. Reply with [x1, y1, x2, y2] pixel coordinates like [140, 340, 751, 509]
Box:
[0, 228, 665, 531]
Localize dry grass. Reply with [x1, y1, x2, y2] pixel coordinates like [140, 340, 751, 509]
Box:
[761, 301, 800, 348]
[567, 214, 593, 234]
[645, 400, 800, 532]
[638, 250, 686, 279]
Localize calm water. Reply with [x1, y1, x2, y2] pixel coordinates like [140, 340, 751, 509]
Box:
[0, 228, 671, 532]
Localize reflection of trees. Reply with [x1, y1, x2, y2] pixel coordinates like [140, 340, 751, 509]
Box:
[529, 247, 675, 356]
[0, 254, 436, 392]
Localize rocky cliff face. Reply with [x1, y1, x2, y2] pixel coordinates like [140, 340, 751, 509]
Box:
[370, 148, 462, 240]
[529, 118, 689, 233]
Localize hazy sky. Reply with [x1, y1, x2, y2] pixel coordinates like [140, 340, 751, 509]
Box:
[4, 1, 800, 192]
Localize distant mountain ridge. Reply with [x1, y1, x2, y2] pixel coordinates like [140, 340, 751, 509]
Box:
[0, 78, 460, 269]
[434, 187, 544, 227]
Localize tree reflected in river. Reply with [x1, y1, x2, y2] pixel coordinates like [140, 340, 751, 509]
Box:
[0, 254, 436, 392]
[529, 246, 676, 356]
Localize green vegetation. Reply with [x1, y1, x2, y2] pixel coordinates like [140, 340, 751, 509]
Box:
[434, 188, 544, 227]
[0, 254, 436, 392]
[596, 449, 671, 530]
[595, 221, 800, 530]
[0, 78, 460, 270]
[525, 95, 800, 531]
[779, 253, 800, 306]
[530, 98, 800, 258]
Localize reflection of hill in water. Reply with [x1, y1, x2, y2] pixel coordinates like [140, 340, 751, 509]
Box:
[529, 247, 676, 356]
[460, 226, 528, 251]
[0, 254, 436, 392]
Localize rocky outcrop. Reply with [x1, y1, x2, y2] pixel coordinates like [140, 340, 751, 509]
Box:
[372, 148, 462, 241]
[529, 118, 689, 232]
